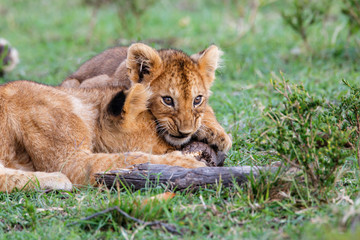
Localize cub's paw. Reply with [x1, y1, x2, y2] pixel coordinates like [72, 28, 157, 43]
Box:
[211, 131, 232, 153]
[34, 172, 73, 191]
[182, 156, 208, 168]
[196, 127, 232, 153]
[165, 151, 207, 168]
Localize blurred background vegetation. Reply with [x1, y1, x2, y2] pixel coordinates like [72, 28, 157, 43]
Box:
[1, 0, 360, 195]
[1, 0, 360, 238]
[1, 0, 359, 84]
[1, 0, 359, 133]
[1, 0, 360, 186]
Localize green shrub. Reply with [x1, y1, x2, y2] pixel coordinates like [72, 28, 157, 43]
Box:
[82, 0, 156, 39]
[342, 0, 360, 36]
[256, 75, 355, 194]
[280, 0, 332, 51]
[337, 80, 360, 167]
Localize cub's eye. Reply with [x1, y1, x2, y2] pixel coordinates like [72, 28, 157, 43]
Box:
[162, 96, 174, 107]
[193, 95, 203, 106]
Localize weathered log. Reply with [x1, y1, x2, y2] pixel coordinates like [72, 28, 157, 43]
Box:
[95, 163, 278, 191]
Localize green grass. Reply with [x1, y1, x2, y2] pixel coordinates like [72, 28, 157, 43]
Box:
[1, 0, 360, 239]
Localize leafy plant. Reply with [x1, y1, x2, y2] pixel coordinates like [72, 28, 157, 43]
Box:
[245, 166, 286, 204]
[336, 80, 360, 167]
[280, 0, 332, 51]
[342, 0, 360, 36]
[82, 0, 156, 40]
[116, 0, 157, 34]
[256, 75, 352, 193]
[24, 198, 37, 230]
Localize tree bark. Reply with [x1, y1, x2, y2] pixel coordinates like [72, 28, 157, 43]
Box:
[95, 163, 278, 191]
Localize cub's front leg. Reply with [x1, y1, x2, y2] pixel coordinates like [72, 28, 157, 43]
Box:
[195, 105, 232, 153]
[60, 151, 207, 185]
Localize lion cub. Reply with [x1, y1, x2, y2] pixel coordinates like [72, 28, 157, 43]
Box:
[0, 81, 205, 192]
[61, 43, 232, 153]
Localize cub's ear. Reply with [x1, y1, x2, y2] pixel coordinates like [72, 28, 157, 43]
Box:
[191, 45, 222, 85]
[126, 43, 163, 85]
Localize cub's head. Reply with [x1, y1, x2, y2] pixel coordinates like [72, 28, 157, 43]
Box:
[126, 43, 222, 147]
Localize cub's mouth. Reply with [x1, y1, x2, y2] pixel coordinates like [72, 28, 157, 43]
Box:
[164, 133, 192, 147]
[155, 121, 193, 147]
[169, 134, 187, 139]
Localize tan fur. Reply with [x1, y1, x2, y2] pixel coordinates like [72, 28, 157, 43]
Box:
[0, 81, 206, 192]
[61, 43, 232, 152]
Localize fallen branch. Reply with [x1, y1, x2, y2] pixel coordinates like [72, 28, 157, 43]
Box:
[67, 206, 181, 235]
[95, 163, 278, 191]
